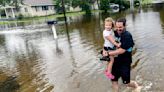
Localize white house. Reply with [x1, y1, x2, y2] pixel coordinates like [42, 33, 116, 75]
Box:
[0, 0, 56, 19]
[0, 0, 100, 19]
[23, 0, 56, 16]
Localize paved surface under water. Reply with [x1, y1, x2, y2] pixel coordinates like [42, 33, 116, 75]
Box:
[0, 7, 164, 92]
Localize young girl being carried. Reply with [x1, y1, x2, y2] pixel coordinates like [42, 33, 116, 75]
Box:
[102, 17, 120, 79]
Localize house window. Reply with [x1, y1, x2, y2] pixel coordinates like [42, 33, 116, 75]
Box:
[35, 6, 39, 12]
[42, 6, 48, 11]
[25, 8, 28, 12]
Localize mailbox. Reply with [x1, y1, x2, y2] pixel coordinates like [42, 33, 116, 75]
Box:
[47, 20, 57, 25]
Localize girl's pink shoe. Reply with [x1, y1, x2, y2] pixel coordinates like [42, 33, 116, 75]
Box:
[104, 70, 115, 79]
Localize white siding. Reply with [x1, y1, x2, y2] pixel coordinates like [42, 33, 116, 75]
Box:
[69, 6, 82, 12]
[30, 6, 56, 16]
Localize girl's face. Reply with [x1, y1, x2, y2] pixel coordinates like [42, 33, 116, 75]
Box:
[105, 22, 113, 31]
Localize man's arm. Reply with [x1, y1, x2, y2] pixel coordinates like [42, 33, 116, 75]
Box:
[108, 48, 126, 56]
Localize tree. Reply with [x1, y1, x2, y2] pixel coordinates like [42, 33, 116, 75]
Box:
[73, 0, 98, 14]
[54, 0, 97, 14]
[100, 0, 110, 13]
[54, 0, 70, 13]
[0, 0, 23, 11]
[71, 0, 81, 8]
[0, 0, 11, 6]
[11, 0, 24, 11]
[80, 0, 91, 14]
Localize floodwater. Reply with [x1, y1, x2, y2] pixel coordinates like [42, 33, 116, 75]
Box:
[0, 6, 164, 92]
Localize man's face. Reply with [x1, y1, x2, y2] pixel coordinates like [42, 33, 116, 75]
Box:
[115, 22, 125, 34]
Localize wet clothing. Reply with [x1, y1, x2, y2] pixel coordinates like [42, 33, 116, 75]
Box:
[111, 30, 134, 84]
[111, 59, 131, 84]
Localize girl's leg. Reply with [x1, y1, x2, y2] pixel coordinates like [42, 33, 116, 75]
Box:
[107, 55, 114, 73]
[104, 56, 115, 79]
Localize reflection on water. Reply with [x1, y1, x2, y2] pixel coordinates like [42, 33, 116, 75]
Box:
[0, 76, 20, 92]
[0, 6, 164, 92]
[159, 6, 164, 35]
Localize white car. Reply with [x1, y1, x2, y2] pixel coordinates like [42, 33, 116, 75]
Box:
[110, 3, 119, 10]
[109, 3, 119, 12]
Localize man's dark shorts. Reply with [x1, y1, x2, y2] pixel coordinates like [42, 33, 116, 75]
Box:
[111, 59, 131, 84]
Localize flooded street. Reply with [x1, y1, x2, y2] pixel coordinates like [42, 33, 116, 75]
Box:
[0, 6, 164, 92]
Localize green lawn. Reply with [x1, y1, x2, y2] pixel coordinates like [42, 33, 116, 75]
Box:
[141, 0, 153, 5]
[0, 11, 87, 25]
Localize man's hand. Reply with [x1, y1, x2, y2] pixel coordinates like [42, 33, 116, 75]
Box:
[103, 50, 108, 56]
[116, 43, 121, 48]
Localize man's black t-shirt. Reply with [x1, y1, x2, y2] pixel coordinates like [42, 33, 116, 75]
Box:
[114, 30, 134, 65]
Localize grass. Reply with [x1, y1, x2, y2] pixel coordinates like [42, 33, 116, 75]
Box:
[0, 11, 87, 25]
[141, 0, 153, 5]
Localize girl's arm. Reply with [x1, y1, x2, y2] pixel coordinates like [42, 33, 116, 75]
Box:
[106, 35, 120, 47]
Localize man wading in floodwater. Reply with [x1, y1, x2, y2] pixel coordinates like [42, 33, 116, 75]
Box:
[103, 18, 142, 92]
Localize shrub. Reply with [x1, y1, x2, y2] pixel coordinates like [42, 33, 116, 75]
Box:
[17, 14, 24, 20]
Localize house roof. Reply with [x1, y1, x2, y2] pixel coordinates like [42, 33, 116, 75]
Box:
[23, 0, 55, 6]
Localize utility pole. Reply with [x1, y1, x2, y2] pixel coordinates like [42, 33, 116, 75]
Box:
[130, 0, 134, 12]
[61, 0, 69, 36]
[97, 0, 100, 10]
[61, 0, 67, 23]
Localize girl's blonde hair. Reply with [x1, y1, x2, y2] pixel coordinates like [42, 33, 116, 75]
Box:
[104, 17, 114, 27]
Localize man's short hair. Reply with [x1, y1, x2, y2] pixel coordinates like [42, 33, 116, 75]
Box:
[116, 18, 126, 26]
